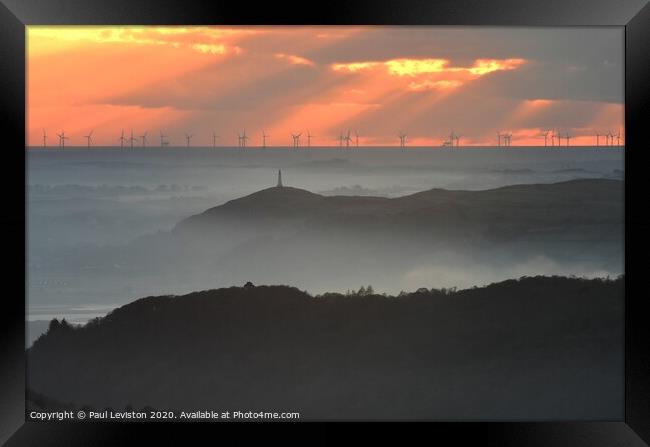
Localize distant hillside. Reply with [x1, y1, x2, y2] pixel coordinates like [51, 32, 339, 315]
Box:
[174, 178, 623, 243]
[36, 178, 623, 301]
[27, 276, 623, 420]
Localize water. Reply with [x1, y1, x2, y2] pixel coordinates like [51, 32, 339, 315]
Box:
[26, 146, 624, 324]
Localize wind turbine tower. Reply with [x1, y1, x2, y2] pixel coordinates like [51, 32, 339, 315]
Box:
[140, 131, 148, 148]
[542, 130, 549, 147]
[398, 132, 407, 149]
[128, 129, 137, 149]
[307, 130, 314, 148]
[185, 133, 193, 148]
[42, 129, 47, 148]
[262, 130, 269, 148]
[119, 130, 127, 149]
[160, 131, 168, 148]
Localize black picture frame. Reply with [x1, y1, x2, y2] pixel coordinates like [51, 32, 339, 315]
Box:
[1, 0, 649, 444]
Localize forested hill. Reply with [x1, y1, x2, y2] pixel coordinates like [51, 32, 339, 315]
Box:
[27, 276, 623, 420]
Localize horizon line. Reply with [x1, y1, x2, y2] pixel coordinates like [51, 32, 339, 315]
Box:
[25, 145, 626, 149]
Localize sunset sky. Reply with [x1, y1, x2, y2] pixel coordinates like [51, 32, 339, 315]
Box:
[27, 26, 624, 147]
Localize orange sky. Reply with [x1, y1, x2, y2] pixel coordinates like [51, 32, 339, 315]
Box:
[27, 26, 624, 147]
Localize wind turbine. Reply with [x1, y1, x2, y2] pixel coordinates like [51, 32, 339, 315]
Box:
[238, 130, 249, 148]
[291, 132, 302, 148]
[185, 133, 193, 148]
[596, 131, 601, 147]
[119, 130, 126, 149]
[344, 130, 352, 148]
[139, 131, 148, 148]
[501, 132, 512, 147]
[56, 131, 69, 149]
[565, 133, 571, 147]
[555, 130, 562, 147]
[616, 129, 621, 147]
[338, 131, 345, 148]
[307, 130, 314, 148]
[128, 129, 137, 149]
[497, 131, 502, 147]
[42, 129, 47, 148]
[212, 131, 220, 148]
[453, 132, 461, 148]
[398, 132, 407, 149]
[354, 131, 359, 148]
[442, 131, 454, 147]
[160, 131, 168, 148]
[84, 130, 94, 148]
[541, 130, 549, 147]
[262, 130, 269, 148]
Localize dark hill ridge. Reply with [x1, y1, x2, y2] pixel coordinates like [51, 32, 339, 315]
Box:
[174, 178, 622, 243]
[27, 276, 623, 420]
[174, 185, 388, 229]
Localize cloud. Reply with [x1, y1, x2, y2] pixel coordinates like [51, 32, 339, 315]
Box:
[408, 80, 463, 91]
[274, 53, 315, 66]
[28, 26, 255, 56]
[332, 61, 382, 72]
[192, 43, 227, 55]
[331, 57, 526, 91]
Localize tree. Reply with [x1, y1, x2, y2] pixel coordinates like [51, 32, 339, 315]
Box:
[48, 319, 61, 333]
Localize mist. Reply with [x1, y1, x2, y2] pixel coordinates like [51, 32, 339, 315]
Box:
[27, 147, 624, 325]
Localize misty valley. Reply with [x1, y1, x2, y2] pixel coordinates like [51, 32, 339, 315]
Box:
[27, 148, 623, 319]
[26, 147, 624, 419]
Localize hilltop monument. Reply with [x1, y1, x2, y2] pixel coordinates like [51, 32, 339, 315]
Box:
[277, 170, 283, 188]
